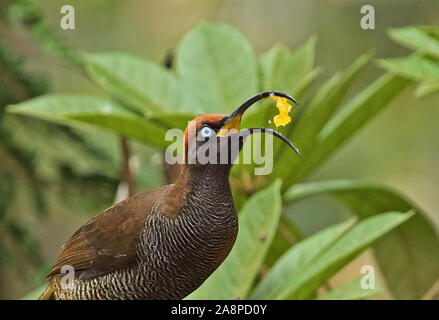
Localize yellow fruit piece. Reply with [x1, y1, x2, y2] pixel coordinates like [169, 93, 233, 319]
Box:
[271, 95, 292, 127]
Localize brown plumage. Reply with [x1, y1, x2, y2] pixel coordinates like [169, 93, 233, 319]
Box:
[40, 91, 300, 300]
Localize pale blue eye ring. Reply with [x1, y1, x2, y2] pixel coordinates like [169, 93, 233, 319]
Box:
[200, 126, 214, 138]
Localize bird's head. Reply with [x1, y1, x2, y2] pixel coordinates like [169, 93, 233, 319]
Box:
[183, 91, 301, 167]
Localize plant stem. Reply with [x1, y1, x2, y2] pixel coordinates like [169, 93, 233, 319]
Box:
[120, 137, 135, 197]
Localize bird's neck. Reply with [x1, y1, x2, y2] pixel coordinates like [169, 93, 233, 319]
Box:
[185, 163, 232, 184]
[177, 163, 233, 199]
[160, 163, 233, 218]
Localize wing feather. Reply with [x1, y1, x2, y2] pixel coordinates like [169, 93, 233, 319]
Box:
[47, 185, 171, 280]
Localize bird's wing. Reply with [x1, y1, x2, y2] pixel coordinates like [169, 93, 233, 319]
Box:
[47, 185, 171, 280]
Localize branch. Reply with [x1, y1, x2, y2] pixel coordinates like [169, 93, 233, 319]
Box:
[120, 137, 135, 197]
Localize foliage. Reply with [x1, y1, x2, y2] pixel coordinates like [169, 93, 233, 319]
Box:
[4, 14, 439, 300]
[189, 184, 412, 300]
[378, 26, 439, 97]
[0, 0, 121, 295]
[284, 181, 439, 299]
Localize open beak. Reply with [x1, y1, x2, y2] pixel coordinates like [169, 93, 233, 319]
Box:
[218, 91, 301, 157]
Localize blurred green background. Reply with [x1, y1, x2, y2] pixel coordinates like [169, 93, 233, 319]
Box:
[0, 0, 438, 299]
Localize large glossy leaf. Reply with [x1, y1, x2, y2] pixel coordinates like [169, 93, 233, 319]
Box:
[285, 73, 411, 186]
[175, 22, 259, 114]
[7, 95, 169, 149]
[284, 180, 439, 299]
[187, 180, 282, 300]
[264, 211, 413, 299]
[388, 26, 439, 59]
[250, 219, 356, 299]
[317, 277, 380, 300]
[83, 52, 200, 115]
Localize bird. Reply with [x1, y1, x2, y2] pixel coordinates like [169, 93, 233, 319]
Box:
[39, 91, 301, 300]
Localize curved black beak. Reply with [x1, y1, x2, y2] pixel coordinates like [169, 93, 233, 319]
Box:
[240, 128, 301, 157]
[227, 91, 298, 123]
[219, 91, 301, 157]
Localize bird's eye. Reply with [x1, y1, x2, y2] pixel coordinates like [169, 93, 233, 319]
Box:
[200, 126, 215, 138]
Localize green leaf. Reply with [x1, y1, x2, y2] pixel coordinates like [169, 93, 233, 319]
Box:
[284, 180, 439, 299]
[250, 219, 356, 299]
[286, 73, 411, 185]
[175, 22, 259, 114]
[259, 36, 317, 95]
[7, 94, 169, 149]
[263, 215, 304, 267]
[265, 211, 413, 299]
[187, 180, 282, 300]
[317, 277, 381, 300]
[414, 81, 439, 97]
[292, 67, 322, 99]
[419, 26, 439, 41]
[389, 26, 439, 59]
[272, 54, 371, 190]
[150, 112, 193, 131]
[83, 52, 199, 115]
[296, 53, 371, 146]
[378, 55, 439, 83]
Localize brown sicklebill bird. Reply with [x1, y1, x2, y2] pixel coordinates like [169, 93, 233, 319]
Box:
[39, 91, 301, 300]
